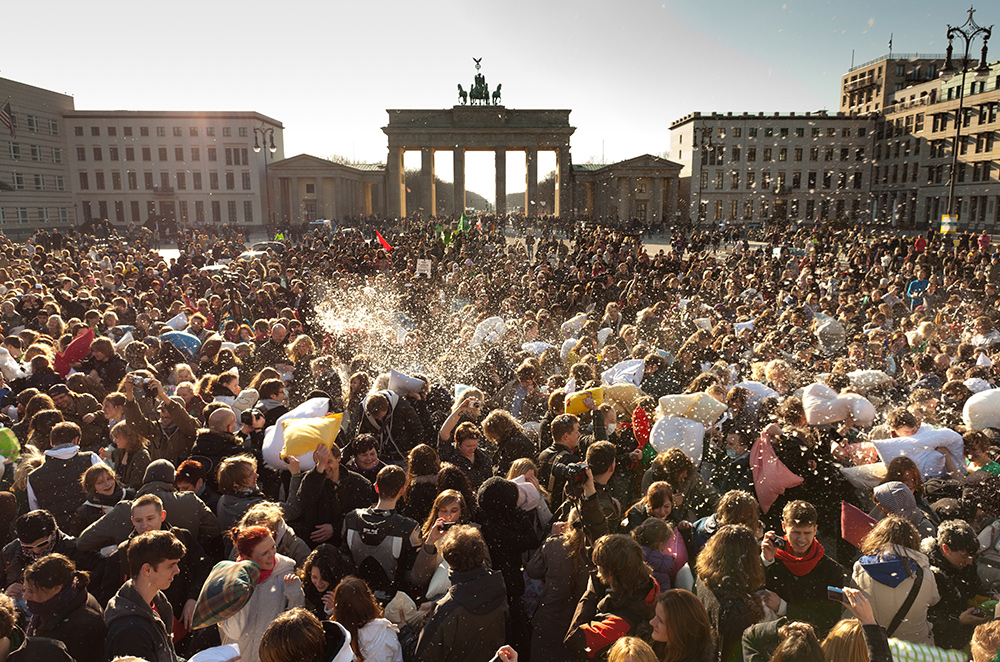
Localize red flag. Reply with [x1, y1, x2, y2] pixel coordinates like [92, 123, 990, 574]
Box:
[375, 230, 393, 252]
[841, 501, 877, 550]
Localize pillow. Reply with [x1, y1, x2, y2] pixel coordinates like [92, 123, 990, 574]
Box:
[191, 561, 260, 629]
[280, 415, 343, 460]
[657, 393, 727, 426]
[565, 387, 603, 416]
[751, 437, 803, 514]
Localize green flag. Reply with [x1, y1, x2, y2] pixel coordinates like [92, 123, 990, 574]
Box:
[458, 212, 470, 233]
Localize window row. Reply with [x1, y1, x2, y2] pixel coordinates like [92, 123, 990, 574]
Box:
[74, 125, 252, 139]
[691, 126, 866, 142]
[698, 197, 861, 222]
[79, 199, 254, 225]
[77, 170, 252, 191]
[4, 114, 59, 136]
[700, 169, 864, 191]
[703, 145, 865, 165]
[7, 173, 66, 191]
[0, 207, 68, 225]
[74, 145, 250, 165]
[7, 143, 62, 163]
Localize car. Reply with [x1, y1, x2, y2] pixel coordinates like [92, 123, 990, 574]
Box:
[252, 241, 286, 254]
[237, 250, 268, 261]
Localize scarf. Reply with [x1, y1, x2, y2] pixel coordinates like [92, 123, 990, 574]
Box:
[774, 538, 825, 577]
[26, 581, 79, 635]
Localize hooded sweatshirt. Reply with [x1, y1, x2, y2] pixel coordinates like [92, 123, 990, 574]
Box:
[415, 565, 508, 662]
[852, 544, 940, 646]
[104, 581, 177, 662]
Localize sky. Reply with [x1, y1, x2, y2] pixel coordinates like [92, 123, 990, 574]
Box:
[2, 0, 987, 204]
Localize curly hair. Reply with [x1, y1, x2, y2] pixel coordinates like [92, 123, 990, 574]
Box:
[695, 524, 765, 620]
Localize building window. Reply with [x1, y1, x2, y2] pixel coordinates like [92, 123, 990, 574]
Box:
[127, 171, 137, 190]
[826, 128, 836, 137]
[176, 172, 186, 190]
[16, 208, 28, 224]
[95, 172, 105, 190]
[764, 128, 773, 137]
[78, 172, 88, 190]
[29, 145, 41, 161]
[206, 127, 215, 137]
[748, 128, 758, 138]
[855, 147, 865, 161]
[93, 147, 103, 161]
[762, 172, 771, 189]
[142, 147, 151, 161]
[760, 200, 769, 218]
[780, 128, 789, 137]
[839, 147, 849, 161]
[115, 201, 125, 223]
[806, 200, 815, 218]
[824, 148, 834, 161]
[51, 147, 61, 163]
[811, 128, 820, 137]
[747, 147, 756, 162]
[713, 200, 723, 220]
[190, 127, 198, 137]
[778, 148, 787, 161]
[76, 147, 86, 161]
[733, 128, 742, 138]
[130, 200, 140, 222]
[25, 116, 38, 133]
[59, 208, 68, 223]
[244, 200, 254, 222]
[730, 200, 739, 219]
[156, 127, 166, 137]
[795, 128, 804, 137]
[125, 147, 134, 161]
[794, 147, 802, 162]
[747, 171, 756, 188]
[790, 199, 799, 217]
[54, 176, 65, 191]
[698, 200, 707, 221]
[239, 127, 248, 137]
[174, 147, 184, 161]
[74, 126, 84, 137]
[858, 127, 867, 137]
[808, 171, 817, 189]
[212, 200, 221, 222]
[191, 147, 200, 161]
[88, 126, 99, 137]
[158, 147, 168, 161]
[144, 172, 154, 189]
[109, 147, 119, 161]
[730, 171, 740, 189]
[792, 172, 801, 189]
[172, 126, 182, 137]
[209, 172, 219, 190]
[228, 200, 238, 221]
[208, 147, 217, 161]
[195, 200, 205, 222]
[763, 148, 772, 161]
[699, 171, 708, 189]
[139, 126, 149, 137]
[193, 172, 202, 190]
[743, 199, 753, 220]
[731, 147, 741, 161]
[223, 127, 232, 137]
[8, 143, 20, 160]
[838, 172, 847, 189]
[809, 147, 818, 161]
[160, 172, 170, 189]
[225, 172, 235, 190]
[33, 174, 44, 190]
[822, 171, 832, 189]
[715, 171, 724, 190]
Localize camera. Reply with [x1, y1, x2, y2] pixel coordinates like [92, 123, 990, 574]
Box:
[128, 375, 150, 386]
[241, 408, 262, 427]
[440, 521, 457, 532]
[553, 462, 589, 495]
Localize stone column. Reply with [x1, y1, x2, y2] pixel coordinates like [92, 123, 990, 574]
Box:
[363, 182, 372, 216]
[651, 177, 663, 224]
[586, 182, 595, 217]
[292, 178, 301, 223]
[386, 146, 405, 218]
[526, 146, 538, 216]
[420, 147, 435, 218]
[453, 147, 466, 215]
[556, 146, 571, 217]
[665, 177, 676, 224]
[494, 147, 507, 218]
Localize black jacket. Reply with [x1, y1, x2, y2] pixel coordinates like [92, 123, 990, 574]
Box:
[29, 587, 106, 662]
[104, 581, 178, 662]
[564, 574, 658, 660]
[415, 565, 508, 662]
[357, 391, 424, 463]
[294, 466, 375, 549]
[765, 547, 846, 636]
[928, 544, 985, 650]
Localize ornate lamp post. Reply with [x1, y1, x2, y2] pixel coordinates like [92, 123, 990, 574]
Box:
[252, 125, 278, 233]
[940, 7, 992, 228]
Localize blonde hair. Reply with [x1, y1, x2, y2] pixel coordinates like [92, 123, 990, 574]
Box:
[239, 501, 285, 536]
[607, 636, 658, 662]
[821, 619, 869, 662]
[287, 335, 314, 362]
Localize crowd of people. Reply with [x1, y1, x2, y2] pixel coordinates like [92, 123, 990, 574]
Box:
[0, 216, 997, 662]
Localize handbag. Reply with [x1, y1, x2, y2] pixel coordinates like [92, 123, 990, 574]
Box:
[886, 564, 924, 638]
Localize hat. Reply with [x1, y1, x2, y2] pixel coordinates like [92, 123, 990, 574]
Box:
[143, 459, 177, 485]
[871, 481, 917, 519]
[47, 384, 69, 397]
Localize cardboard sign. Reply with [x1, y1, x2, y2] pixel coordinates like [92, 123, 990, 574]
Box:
[416, 259, 432, 276]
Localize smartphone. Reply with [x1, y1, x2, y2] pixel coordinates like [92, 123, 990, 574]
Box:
[440, 521, 457, 531]
[973, 608, 990, 619]
[827, 586, 847, 604]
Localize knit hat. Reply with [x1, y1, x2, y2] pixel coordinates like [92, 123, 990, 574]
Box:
[143, 459, 177, 485]
[871, 481, 917, 519]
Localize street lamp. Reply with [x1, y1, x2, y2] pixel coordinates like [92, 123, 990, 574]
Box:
[940, 7, 992, 230]
[252, 125, 278, 234]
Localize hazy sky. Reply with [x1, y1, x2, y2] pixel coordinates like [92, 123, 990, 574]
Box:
[2, 0, 985, 203]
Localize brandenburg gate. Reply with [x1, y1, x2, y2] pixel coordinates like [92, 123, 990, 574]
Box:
[383, 60, 575, 218]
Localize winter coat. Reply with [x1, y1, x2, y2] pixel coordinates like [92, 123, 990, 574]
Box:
[294, 466, 375, 549]
[564, 574, 658, 660]
[357, 391, 424, 464]
[695, 576, 763, 662]
[28, 586, 106, 662]
[124, 398, 197, 465]
[110, 446, 151, 490]
[219, 553, 305, 662]
[415, 565, 508, 662]
[642, 545, 675, 592]
[71, 487, 134, 536]
[357, 618, 404, 662]
[852, 545, 940, 646]
[927, 543, 985, 650]
[216, 487, 266, 532]
[764, 544, 846, 636]
[0, 531, 84, 589]
[104, 581, 178, 662]
[77, 481, 221, 556]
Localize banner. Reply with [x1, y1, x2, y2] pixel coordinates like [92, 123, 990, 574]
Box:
[940, 215, 958, 234]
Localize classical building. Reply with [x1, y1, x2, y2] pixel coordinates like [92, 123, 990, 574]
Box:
[268, 154, 384, 222]
[669, 111, 874, 226]
[0, 77, 75, 237]
[64, 110, 283, 229]
[870, 62, 1000, 230]
[572, 156, 681, 222]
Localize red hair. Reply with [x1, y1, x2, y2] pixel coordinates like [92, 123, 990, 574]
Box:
[233, 525, 272, 560]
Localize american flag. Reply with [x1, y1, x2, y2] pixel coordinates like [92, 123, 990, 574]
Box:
[0, 100, 13, 138]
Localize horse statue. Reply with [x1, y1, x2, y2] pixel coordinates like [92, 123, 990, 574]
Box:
[492, 84, 502, 106]
[470, 78, 489, 106]
[457, 84, 468, 105]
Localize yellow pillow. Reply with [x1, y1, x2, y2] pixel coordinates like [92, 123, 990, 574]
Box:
[564, 387, 604, 416]
[280, 414, 343, 459]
